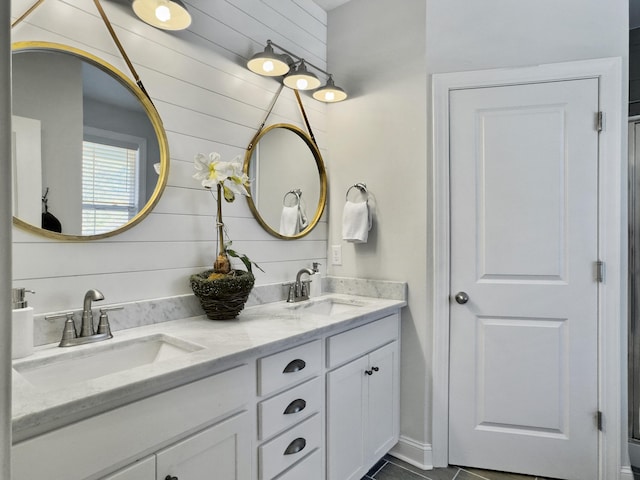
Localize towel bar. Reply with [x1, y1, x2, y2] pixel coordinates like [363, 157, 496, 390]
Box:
[345, 183, 368, 201]
[283, 189, 302, 206]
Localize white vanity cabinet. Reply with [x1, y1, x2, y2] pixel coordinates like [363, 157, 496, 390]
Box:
[256, 340, 324, 480]
[326, 314, 400, 480]
[101, 457, 156, 480]
[12, 365, 251, 480]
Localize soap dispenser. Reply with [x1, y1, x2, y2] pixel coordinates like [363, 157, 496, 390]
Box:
[11, 287, 35, 359]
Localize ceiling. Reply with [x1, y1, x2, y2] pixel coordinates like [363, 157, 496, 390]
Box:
[312, 0, 351, 11]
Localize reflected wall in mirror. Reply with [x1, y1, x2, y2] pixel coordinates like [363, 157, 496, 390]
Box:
[11, 41, 169, 240]
[244, 124, 327, 239]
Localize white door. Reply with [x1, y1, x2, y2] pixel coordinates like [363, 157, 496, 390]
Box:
[448, 79, 599, 479]
[155, 412, 251, 480]
[366, 341, 399, 461]
[327, 355, 369, 480]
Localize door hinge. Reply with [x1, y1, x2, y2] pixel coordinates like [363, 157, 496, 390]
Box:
[596, 411, 603, 431]
[596, 260, 605, 283]
[596, 111, 605, 132]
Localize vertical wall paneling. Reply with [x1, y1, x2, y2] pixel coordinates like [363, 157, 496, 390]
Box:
[10, 0, 328, 313]
[1, 0, 12, 476]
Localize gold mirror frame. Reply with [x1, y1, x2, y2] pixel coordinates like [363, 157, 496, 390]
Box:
[11, 41, 169, 241]
[243, 123, 327, 240]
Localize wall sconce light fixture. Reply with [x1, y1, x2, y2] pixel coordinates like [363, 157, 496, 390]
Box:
[132, 0, 192, 31]
[247, 40, 348, 102]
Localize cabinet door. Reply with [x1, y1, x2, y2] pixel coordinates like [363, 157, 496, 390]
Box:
[366, 341, 399, 461]
[101, 456, 155, 480]
[156, 412, 251, 480]
[326, 355, 368, 480]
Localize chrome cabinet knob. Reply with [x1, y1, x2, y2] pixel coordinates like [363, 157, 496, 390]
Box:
[454, 292, 469, 304]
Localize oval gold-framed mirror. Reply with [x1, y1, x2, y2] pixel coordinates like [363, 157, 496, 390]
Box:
[243, 123, 327, 239]
[11, 41, 169, 241]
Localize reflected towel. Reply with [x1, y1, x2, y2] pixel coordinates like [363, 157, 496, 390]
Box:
[342, 200, 372, 243]
[298, 198, 309, 230]
[280, 206, 299, 236]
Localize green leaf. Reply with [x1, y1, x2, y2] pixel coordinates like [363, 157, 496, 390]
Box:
[226, 247, 265, 274]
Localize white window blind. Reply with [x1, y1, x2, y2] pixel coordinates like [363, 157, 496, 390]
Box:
[82, 140, 139, 235]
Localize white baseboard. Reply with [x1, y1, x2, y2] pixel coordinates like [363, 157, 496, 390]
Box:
[388, 435, 433, 471]
[621, 466, 634, 480]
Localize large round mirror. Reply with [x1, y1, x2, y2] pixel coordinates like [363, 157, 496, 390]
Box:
[11, 41, 169, 240]
[244, 124, 327, 239]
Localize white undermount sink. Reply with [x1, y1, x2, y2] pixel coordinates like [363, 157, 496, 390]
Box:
[13, 334, 204, 389]
[286, 297, 365, 316]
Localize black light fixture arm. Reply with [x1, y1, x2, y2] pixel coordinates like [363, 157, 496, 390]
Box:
[267, 40, 331, 78]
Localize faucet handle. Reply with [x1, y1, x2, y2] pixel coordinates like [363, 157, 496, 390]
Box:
[97, 306, 123, 337]
[45, 312, 77, 346]
[283, 282, 296, 303]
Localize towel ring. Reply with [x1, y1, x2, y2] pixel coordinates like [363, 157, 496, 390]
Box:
[283, 189, 302, 206]
[346, 183, 368, 201]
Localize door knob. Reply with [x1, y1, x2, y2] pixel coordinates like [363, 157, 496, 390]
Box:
[454, 292, 469, 304]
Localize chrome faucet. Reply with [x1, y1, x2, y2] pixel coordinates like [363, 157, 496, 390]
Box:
[285, 262, 320, 303]
[47, 289, 122, 347]
[81, 289, 104, 337]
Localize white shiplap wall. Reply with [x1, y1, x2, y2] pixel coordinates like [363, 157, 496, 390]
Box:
[10, 0, 328, 313]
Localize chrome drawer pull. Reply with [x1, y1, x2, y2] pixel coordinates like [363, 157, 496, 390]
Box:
[284, 437, 306, 455]
[283, 358, 306, 373]
[283, 398, 307, 415]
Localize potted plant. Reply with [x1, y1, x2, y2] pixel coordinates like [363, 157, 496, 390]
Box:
[189, 152, 262, 320]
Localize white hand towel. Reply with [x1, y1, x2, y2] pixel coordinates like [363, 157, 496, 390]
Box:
[279, 205, 299, 236]
[298, 198, 309, 230]
[342, 200, 372, 243]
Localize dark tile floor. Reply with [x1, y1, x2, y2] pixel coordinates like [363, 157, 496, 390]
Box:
[362, 456, 554, 480]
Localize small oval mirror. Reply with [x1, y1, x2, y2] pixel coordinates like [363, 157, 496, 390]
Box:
[243, 124, 327, 239]
[11, 41, 169, 240]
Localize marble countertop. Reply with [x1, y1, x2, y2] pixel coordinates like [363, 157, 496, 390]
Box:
[11, 293, 405, 443]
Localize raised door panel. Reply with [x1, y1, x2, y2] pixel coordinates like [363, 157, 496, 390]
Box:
[101, 456, 155, 480]
[326, 355, 368, 480]
[156, 412, 251, 480]
[366, 341, 399, 462]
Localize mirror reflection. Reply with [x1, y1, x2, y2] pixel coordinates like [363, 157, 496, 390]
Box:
[244, 124, 327, 239]
[11, 42, 168, 240]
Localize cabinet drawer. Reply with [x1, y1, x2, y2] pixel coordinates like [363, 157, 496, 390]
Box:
[258, 340, 321, 396]
[327, 314, 399, 368]
[258, 376, 322, 440]
[259, 413, 322, 480]
[274, 448, 322, 480]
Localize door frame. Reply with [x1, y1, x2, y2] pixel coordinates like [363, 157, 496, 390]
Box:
[431, 57, 624, 479]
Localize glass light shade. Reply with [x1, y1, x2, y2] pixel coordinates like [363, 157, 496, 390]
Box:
[312, 76, 348, 102]
[247, 43, 290, 77]
[283, 61, 321, 91]
[132, 0, 192, 31]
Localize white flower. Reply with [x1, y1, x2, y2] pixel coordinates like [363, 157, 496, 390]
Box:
[193, 152, 250, 202]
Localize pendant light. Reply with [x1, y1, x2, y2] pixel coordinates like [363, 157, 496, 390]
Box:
[283, 60, 321, 91]
[132, 0, 192, 31]
[247, 41, 291, 77]
[312, 75, 348, 103]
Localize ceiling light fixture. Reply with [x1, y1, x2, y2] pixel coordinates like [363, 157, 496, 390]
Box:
[247, 40, 291, 77]
[283, 60, 321, 91]
[312, 75, 348, 103]
[132, 0, 192, 31]
[247, 40, 348, 102]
